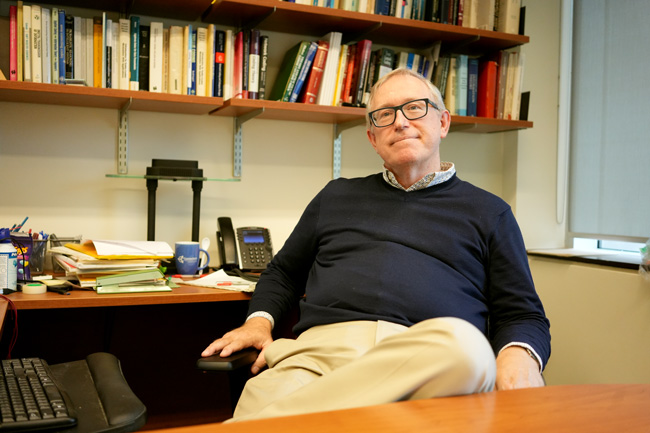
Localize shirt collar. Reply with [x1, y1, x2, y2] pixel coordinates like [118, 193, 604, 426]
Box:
[383, 162, 456, 191]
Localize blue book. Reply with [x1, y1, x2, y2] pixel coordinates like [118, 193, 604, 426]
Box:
[375, 0, 390, 15]
[58, 9, 66, 83]
[189, 29, 196, 95]
[289, 41, 317, 103]
[456, 54, 468, 116]
[467, 57, 479, 117]
[129, 16, 140, 90]
[214, 30, 225, 97]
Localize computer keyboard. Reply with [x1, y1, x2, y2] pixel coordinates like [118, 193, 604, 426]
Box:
[0, 358, 77, 432]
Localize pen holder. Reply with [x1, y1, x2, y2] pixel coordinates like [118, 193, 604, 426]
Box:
[29, 239, 48, 276]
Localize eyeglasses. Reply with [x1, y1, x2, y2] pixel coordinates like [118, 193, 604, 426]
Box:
[368, 98, 440, 128]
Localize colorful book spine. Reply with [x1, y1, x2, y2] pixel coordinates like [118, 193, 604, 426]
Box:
[64, 13, 73, 80]
[93, 16, 103, 87]
[31, 5, 42, 83]
[214, 30, 225, 97]
[9, 6, 17, 81]
[138, 24, 150, 91]
[247, 29, 260, 100]
[300, 40, 329, 104]
[232, 30, 243, 98]
[195, 27, 207, 96]
[51, 8, 59, 84]
[129, 16, 140, 90]
[289, 41, 318, 103]
[467, 57, 479, 117]
[22, 4, 32, 82]
[189, 28, 196, 95]
[259, 35, 269, 100]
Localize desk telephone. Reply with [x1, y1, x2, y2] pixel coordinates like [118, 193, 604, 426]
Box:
[217, 217, 273, 273]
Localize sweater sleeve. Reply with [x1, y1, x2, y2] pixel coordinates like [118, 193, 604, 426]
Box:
[486, 209, 551, 369]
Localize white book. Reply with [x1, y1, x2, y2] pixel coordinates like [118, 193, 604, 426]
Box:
[317, 31, 342, 106]
[162, 28, 169, 93]
[22, 4, 32, 81]
[85, 18, 93, 87]
[73, 16, 82, 81]
[497, 0, 521, 34]
[111, 21, 119, 88]
[41, 7, 51, 83]
[195, 27, 207, 97]
[223, 29, 233, 100]
[118, 18, 130, 90]
[206, 24, 215, 97]
[31, 5, 42, 83]
[149, 22, 163, 92]
[168, 26, 183, 94]
[52, 7, 59, 84]
[476, 0, 496, 31]
[462, 0, 478, 29]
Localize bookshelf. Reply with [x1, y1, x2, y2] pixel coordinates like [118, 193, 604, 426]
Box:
[0, 0, 533, 177]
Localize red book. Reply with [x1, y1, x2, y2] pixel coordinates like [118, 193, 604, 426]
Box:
[341, 44, 357, 105]
[477, 60, 498, 118]
[9, 6, 18, 81]
[300, 40, 329, 104]
[352, 39, 372, 106]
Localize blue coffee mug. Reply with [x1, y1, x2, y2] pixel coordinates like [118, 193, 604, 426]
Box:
[175, 241, 210, 275]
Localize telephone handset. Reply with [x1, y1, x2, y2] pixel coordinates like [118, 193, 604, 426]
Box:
[217, 217, 273, 273]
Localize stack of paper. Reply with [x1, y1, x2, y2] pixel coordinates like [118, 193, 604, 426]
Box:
[51, 239, 173, 293]
[183, 269, 256, 293]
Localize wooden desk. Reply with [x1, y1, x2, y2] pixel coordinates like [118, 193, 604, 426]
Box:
[146, 384, 650, 433]
[0, 285, 252, 429]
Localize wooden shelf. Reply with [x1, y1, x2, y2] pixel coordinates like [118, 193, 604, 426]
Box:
[0, 81, 223, 115]
[204, 0, 529, 51]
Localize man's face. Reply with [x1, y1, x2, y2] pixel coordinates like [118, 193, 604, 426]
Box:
[366, 75, 450, 175]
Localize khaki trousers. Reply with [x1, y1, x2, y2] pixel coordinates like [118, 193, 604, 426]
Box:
[231, 317, 496, 421]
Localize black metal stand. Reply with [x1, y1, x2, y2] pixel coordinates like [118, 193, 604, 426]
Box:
[145, 159, 205, 242]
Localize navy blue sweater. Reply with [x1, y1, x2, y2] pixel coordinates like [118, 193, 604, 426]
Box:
[250, 174, 551, 366]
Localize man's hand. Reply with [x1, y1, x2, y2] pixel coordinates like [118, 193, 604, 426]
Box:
[202, 317, 274, 374]
[495, 346, 545, 390]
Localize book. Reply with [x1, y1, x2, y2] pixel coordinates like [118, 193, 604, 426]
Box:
[57, 9, 65, 83]
[168, 25, 183, 94]
[138, 24, 150, 91]
[467, 57, 479, 117]
[268, 40, 311, 102]
[214, 29, 225, 97]
[149, 22, 163, 92]
[332, 44, 349, 106]
[433, 54, 451, 99]
[289, 41, 318, 103]
[206, 24, 215, 97]
[477, 59, 497, 118]
[247, 29, 260, 99]
[373, 47, 394, 84]
[31, 5, 42, 83]
[16, 1, 23, 81]
[300, 40, 329, 104]
[95, 281, 171, 294]
[476, 0, 495, 30]
[95, 268, 165, 288]
[85, 18, 94, 85]
[315, 31, 342, 106]
[41, 7, 51, 84]
[117, 19, 129, 89]
[503, 49, 518, 119]
[233, 30, 243, 98]
[129, 16, 140, 91]
[64, 13, 73, 80]
[223, 29, 233, 99]
[73, 16, 82, 81]
[195, 27, 207, 96]
[456, 54, 468, 116]
[495, 50, 509, 119]
[93, 16, 102, 87]
[340, 43, 357, 105]
[496, 0, 521, 34]
[352, 39, 372, 106]
[105, 18, 112, 88]
[444, 55, 457, 114]
[189, 28, 197, 95]
[162, 27, 169, 92]
[9, 6, 17, 81]
[258, 35, 269, 99]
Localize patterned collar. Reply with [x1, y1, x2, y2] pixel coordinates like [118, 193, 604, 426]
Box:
[383, 162, 456, 191]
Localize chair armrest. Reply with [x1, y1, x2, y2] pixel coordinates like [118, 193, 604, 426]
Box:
[196, 349, 258, 371]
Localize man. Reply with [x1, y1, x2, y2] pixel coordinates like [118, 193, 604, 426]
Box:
[203, 68, 551, 421]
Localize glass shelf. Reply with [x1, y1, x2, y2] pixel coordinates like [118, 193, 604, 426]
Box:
[105, 174, 241, 182]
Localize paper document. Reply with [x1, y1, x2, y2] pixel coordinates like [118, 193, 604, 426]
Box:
[67, 240, 174, 259]
[183, 269, 256, 292]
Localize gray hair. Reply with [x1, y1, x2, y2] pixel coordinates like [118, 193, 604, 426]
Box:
[366, 68, 446, 129]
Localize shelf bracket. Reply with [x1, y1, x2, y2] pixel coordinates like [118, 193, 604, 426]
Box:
[117, 98, 132, 175]
[233, 108, 265, 178]
[333, 118, 365, 179]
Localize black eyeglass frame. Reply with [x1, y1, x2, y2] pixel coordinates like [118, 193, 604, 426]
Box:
[368, 98, 440, 128]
